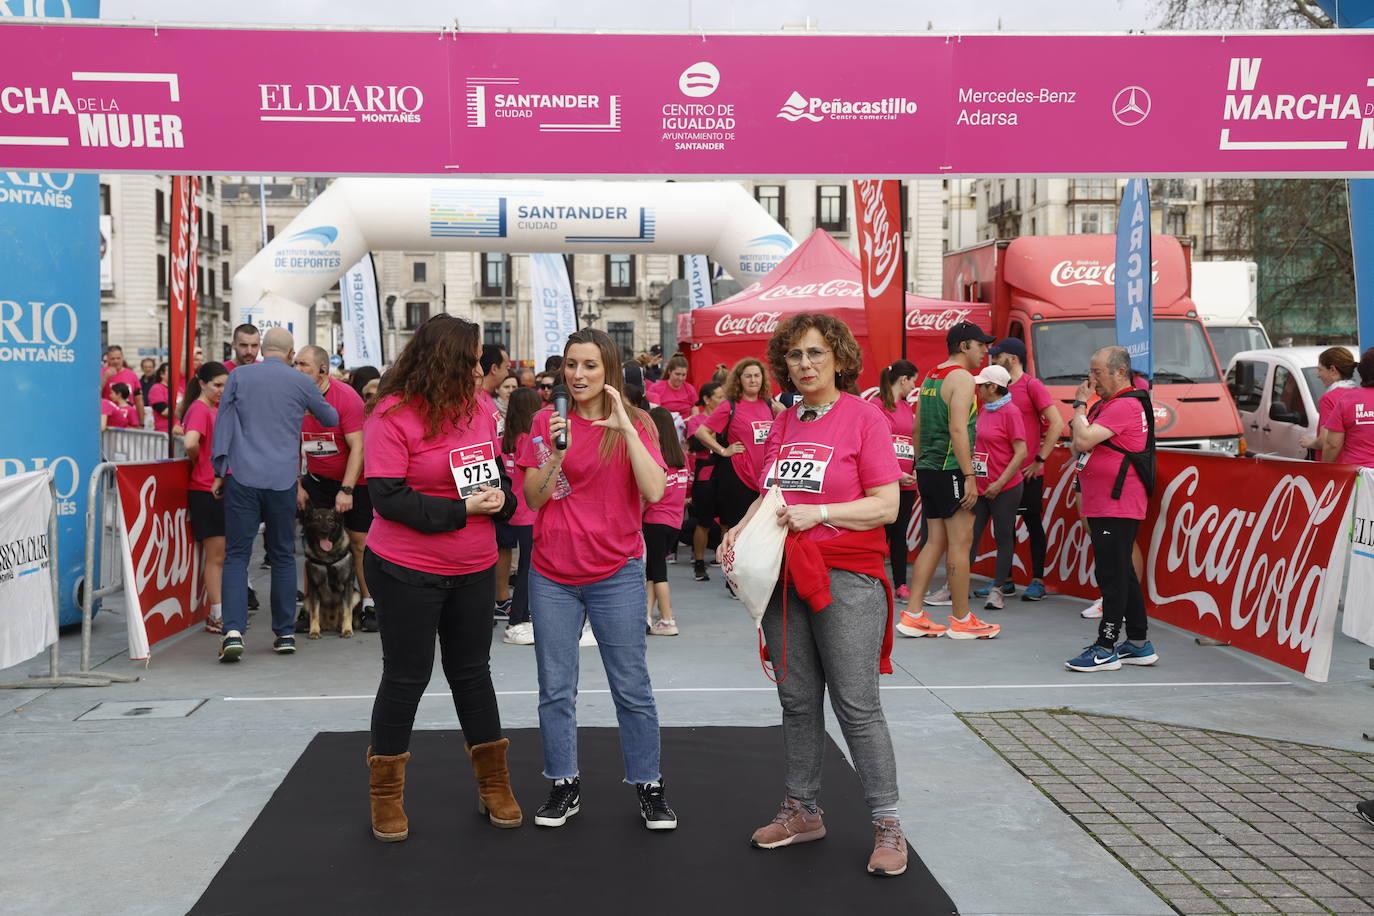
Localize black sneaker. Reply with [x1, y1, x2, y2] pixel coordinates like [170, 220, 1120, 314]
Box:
[360, 606, 379, 633]
[219, 631, 244, 663]
[693, 560, 709, 581]
[273, 635, 296, 654]
[247, 587, 260, 611]
[636, 781, 678, 830]
[494, 598, 512, 622]
[1357, 799, 1374, 828]
[535, 778, 581, 827]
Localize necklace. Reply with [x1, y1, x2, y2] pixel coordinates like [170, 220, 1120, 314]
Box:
[798, 397, 840, 422]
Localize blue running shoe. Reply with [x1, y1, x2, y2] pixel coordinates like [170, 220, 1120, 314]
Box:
[973, 582, 1016, 598]
[1116, 640, 1159, 666]
[1065, 645, 1121, 672]
[972, 584, 993, 598]
[1021, 581, 1047, 601]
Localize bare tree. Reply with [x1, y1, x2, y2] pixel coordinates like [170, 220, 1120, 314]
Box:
[1150, 0, 1332, 29]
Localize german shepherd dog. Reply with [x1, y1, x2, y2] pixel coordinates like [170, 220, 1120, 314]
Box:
[301, 507, 359, 639]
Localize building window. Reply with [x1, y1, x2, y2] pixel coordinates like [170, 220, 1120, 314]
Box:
[154, 189, 166, 234]
[412, 261, 427, 282]
[204, 176, 213, 195]
[221, 261, 231, 291]
[484, 320, 511, 350]
[205, 212, 215, 242]
[99, 183, 111, 215]
[266, 224, 276, 243]
[156, 254, 167, 300]
[221, 224, 232, 251]
[1071, 204, 1115, 235]
[207, 269, 216, 301]
[405, 301, 430, 329]
[1166, 208, 1188, 239]
[607, 321, 635, 358]
[817, 184, 846, 233]
[1068, 179, 1117, 202]
[755, 184, 785, 228]
[480, 253, 512, 297]
[605, 254, 634, 297]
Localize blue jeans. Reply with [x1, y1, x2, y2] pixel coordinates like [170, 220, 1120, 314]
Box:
[222, 476, 297, 637]
[529, 558, 661, 784]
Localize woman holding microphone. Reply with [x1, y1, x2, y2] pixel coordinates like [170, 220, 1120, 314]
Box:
[516, 328, 677, 832]
[361, 315, 521, 843]
[721, 313, 907, 877]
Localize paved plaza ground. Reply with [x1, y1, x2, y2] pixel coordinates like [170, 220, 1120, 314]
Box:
[3, 549, 1373, 915]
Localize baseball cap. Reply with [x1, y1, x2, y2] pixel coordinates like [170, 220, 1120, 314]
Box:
[973, 364, 1012, 387]
[989, 337, 1027, 360]
[946, 321, 996, 350]
[649, 344, 662, 356]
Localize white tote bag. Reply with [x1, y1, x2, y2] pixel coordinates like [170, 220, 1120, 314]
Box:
[723, 485, 788, 627]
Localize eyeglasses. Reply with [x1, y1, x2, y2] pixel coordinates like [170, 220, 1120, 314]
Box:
[538, 383, 554, 390]
[784, 347, 832, 366]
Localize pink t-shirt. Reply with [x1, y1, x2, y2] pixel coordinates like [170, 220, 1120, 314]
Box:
[364, 395, 500, 576]
[148, 382, 172, 431]
[647, 379, 698, 418]
[504, 432, 537, 526]
[182, 399, 218, 492]
[645, 465, 690, 527]
[1078, 391, 1150, 520]
[1315, 383, 1356, 461]
[301, 380, 367, 483]
[880, 400, 917, 491]
[685, 414, 714, 482]
[1323, 387, 1374, 467]
[1009, 373, 1053, 462]
[973, 405, 1026, 495]
[704, 397, 774, 492]
[101, 399, 138, 429]
[515, 408, 666, 585]
[759, 393, 902, 543]
[102, 367, 140, 400]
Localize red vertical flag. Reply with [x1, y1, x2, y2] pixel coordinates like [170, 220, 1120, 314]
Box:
[166, 175, 191, 446]
[185, 176, 201, 379]
[853, 179, 906, 370]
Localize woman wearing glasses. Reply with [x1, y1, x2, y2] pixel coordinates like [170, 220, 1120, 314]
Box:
[720, 312, 907, 877]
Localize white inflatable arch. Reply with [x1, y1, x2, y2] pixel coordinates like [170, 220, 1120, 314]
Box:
[229, 178, 795, 333]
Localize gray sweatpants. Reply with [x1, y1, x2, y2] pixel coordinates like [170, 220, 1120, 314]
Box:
[760, 568, 899, 809]
[969, 482, 1024, 587]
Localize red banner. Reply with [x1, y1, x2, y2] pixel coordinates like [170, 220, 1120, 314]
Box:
[853, 179, 906, 372]
[115, 461, 207, 660]
[167, 175, 192, 428]
[185, 176, 201, 379]
[966, 450, 1358, 680]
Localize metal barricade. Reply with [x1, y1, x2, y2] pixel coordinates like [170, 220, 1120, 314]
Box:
[79, 462, 138, 682]
[101, 428, 184, 463]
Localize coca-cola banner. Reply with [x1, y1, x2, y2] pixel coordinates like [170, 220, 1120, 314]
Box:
[853, 180, 905, 371]
[2, 25, 1373, 176]
[115, 461, 207, 660]
[167, 176, 191, 424]
[970, 450, 1358, 682]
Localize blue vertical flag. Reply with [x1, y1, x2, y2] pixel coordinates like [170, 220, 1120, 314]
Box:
[1115, 178, 1153, 380]
[684, 255, 714, 310]
[529, 253, 577, 372]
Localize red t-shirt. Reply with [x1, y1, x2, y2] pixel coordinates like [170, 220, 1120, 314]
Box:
[102, 367, 140, 400]
[645, 465, 690, 527]
[1009, 373, 1053, 463]
[880, 400, 917, 491]
[973, 405, 1026, 495]
[363, 395, 500, 576]
[704, 397, 773, 492]
[685, 414, 714, 481]
[301, 380, 367, 483]
[505, 432, 537, 526]
[515, 408, 666, 585]
[647, 379, 698, 418]
[759, 394, 902, 543]
[182, 399, 218, 492]
[1324, 387, 1374, 467]
[1078, 391, 1150, 520]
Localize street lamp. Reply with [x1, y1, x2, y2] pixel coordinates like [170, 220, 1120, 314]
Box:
[580, 285, 600, 328]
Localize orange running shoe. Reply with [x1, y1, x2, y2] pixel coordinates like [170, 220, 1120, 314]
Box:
[895, 611, 947, 638]
[946, 613, 1001, 639]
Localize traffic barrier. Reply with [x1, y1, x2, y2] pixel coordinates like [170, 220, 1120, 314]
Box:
[101, 428, 184, 463]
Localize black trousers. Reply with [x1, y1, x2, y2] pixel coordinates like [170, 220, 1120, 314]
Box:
[365, 549, 502, 755]
[713, 458, 759, 530]
[884, 489, 918, 589]
[643, 523, 677, 584]
[1087, 517, 1147, 649]
[1018, 474, 1048, 580]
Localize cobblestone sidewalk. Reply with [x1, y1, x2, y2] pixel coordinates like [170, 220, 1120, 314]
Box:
[961, 710, 1374, 916]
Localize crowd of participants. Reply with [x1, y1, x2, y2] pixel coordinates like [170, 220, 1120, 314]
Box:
[93, 314, 1374, 875]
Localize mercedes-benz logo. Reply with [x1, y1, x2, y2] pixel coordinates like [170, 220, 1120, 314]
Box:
[1112, 86, 1151, 126]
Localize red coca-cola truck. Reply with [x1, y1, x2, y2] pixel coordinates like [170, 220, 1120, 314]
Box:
[943, 234, 1242, 454]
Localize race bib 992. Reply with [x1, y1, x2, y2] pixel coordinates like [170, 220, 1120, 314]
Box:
[765, 442, 834, 493]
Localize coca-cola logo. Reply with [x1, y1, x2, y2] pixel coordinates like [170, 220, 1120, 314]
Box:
[905, 308, 974, 332]
[855, 180, 901, 298]
[757, 279, 862, 301]
[1147, 466, 1347, 652]
[713, 311, 783, 336]
[1049, 259, 1160, 288]
[126, 474, 195, 625]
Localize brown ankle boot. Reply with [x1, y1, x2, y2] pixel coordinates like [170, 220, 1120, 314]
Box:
[366, 746, 410, 842]
[466, 738, 523, 828]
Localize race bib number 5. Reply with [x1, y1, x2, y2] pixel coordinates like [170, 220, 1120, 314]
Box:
[765, 442, 834, 493]
[302, 432, 340, 457]
[450, 442, 501, 498]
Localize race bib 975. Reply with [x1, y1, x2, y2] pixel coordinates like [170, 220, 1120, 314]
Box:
[450, 442, 501, 497]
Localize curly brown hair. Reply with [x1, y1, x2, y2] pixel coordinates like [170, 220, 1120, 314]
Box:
[722, 357, 773, 403]
[765, 312, 863, 395]
[371, 314, 480, 437]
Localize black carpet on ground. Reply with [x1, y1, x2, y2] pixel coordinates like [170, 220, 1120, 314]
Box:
[190, 726, 956, 915]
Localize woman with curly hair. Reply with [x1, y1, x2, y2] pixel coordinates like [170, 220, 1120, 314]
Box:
[516, 328, 677, 831]
[361, 315, 521, 843]
[720, 312, 907, 877]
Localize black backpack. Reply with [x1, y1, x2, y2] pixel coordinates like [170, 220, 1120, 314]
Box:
[1091, 389, 1156, 500]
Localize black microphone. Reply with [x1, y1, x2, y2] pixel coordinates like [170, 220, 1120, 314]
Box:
[551, 385, 571, 451]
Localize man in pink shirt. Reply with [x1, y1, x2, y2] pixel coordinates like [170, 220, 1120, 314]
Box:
[224, 324, 261, 372]
[1065, 346, 1157, 673]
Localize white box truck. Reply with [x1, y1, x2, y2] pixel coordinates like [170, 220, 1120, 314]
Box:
[1192, 260, 1271, 370]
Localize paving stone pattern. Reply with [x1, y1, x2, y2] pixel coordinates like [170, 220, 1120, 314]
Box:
[961, 710, 1374, 916]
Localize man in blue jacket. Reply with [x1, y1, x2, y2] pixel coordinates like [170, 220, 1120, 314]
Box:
[212, 327, 338, 662]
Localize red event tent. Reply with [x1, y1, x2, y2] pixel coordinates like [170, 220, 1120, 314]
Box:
[679, 229, 992, 393]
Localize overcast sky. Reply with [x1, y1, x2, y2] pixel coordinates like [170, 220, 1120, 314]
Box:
[100, 0, 1156, 32]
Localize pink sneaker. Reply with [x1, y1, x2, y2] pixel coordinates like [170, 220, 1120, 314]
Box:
[895, 585, 911, 602]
